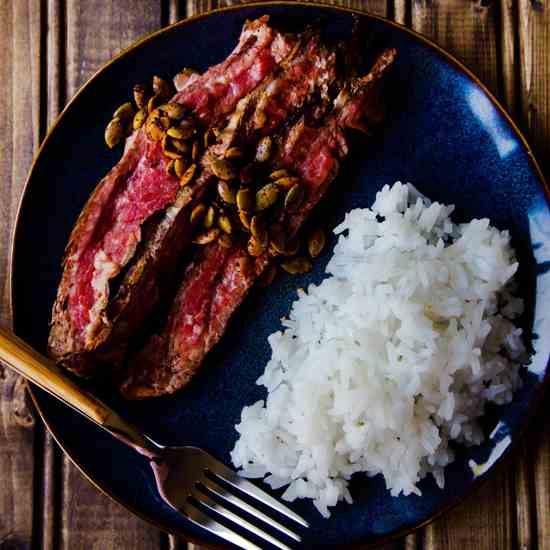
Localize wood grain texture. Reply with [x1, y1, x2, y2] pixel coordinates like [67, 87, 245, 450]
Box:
[410, 1, 516, 548]
[0, 1, 41, 549]
[411, 0, 500, 96]
[57, 2, 164, 549]
[518, 3, 550, 546]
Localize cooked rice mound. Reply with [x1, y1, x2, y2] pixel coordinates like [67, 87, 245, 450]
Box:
[231, 182, 528, 517]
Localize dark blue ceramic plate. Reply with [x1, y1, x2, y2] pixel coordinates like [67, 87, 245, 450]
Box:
[11, 3, 550, 548]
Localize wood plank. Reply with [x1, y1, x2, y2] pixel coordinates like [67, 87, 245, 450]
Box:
[411, 0, 500, 96]
[518, 4, 550, 548]
[410, 1, 515, 548]
[187, 0, 388, 18]
[58, 2, 165, 549]
[0, 1, 42, 549]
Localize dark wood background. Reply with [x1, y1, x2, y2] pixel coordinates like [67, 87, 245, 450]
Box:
[0, 1, 548, 549]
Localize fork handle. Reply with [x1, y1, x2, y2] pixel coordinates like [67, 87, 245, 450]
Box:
[0, 326, 161, 458]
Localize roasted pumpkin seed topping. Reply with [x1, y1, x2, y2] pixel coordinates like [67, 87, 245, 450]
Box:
[247, 235, 266, 257]
[133, 107, 148, 130]
[174, 158, 187, 178]
[190, 203, 207, 225]
[239, 210, 251, 231]
[217, 181, 236, 204]
[281, 256, 312, 275]
[308, 228, 325, 258]
[218, 214, 233, 234]
[256, 183, 279, 211]
[104, 118, 125, 148]
[210, 157, 236, 181]
[191, 140, 200, 162]
[236, 188, 254, 212]
[274, 176, 300, 189]
[180, 163, 197, 187]
[284, 183, 306, 212]
[269, 225, 286, 255]
[113, 102, 135, 121]
[203, 206, 216, 229]
[159, 102, 185, 120]
[269, 169, 291, 180]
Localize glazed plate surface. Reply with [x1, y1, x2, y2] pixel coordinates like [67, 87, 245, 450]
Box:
[12, 3, 550, 548]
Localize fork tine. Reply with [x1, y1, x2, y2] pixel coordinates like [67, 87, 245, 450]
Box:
[191, 488, 293, 550]
[207, 457, 309, 528]
[180, 500, 262, 550]
[202, 476, 301, 542]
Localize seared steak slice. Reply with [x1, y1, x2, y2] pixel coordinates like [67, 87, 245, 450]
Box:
[49, 17, 293, 376]
[92, 29, 338, 369]
[121, 48, 397, 399]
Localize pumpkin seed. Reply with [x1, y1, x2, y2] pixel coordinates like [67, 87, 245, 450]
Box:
[269, 225, 286, 255]
[167, 126, 188, 140]
[159, 102, 185, 120]
[174, 158, 187, 178]
[193, 227, 220, 245]
[255, 136, 272, 163]
[284, 183, 306, 212]
[225, 146, 243, 160]
[180, 163, 197, 187]
[133, 84, 149, 109]
[258, 263, 277, 287]
[161, 136, 183, 159]
[211, 158, 236, 181]
[174, 119, 196, 140]
[236, 188, 254, 212]
[236, 255, 252, 274]
[203, 206, 216, 229]
[113, 102, 135, 121]
[269, 169, 291, 180]
[212, 127, 221, 138]
[133, 107, 148, 130]
[239, 210, 251, 231]
[218, 233, 233, 248]
[165, 159, 176, 176]
[275, 176, 300, 189]
[190, 203, 207, 225]
[250, 215, 268, 246]
[281, 256, 312, 275]
[171, 138, 189, 154]
[147, 93, 162, 114]
[218, 214, 233, 234]
[256, 183, 279, 211]
[153, 75, 173, 100]
[191, 140, 200, 162]
[217, 180, 236, 204]
[247, 235, 266, 257]
[308, 227, 326, 258]
[105, 118, 125, 148]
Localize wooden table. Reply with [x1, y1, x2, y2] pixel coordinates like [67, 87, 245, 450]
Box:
[0, 1, 548, 549]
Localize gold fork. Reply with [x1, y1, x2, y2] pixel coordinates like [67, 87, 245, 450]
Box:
[0, 327, 308, 549]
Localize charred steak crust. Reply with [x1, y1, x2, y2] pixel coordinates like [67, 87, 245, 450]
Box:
[121, 48, 397, 399]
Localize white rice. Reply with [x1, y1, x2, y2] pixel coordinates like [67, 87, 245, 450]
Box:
[230, 182, 528, 517]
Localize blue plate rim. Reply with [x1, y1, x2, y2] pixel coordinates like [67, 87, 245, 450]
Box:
[10, 2, 550, 548]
